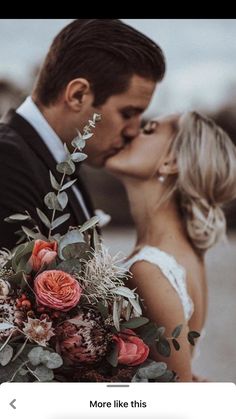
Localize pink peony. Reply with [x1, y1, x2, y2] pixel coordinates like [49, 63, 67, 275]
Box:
[34, 270, 82, 312]
[29, 240, 58, 271]
[113, 329, 149, 366]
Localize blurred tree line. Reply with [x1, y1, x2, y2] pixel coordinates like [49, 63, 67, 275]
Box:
[0, 78, 235, 229]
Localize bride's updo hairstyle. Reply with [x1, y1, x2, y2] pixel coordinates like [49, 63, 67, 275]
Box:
[170, 111, 236, 253]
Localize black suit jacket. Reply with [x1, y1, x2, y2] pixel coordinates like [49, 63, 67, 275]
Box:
[0, 110, 95, 249]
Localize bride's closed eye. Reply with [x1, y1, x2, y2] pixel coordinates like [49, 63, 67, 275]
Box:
[142, 120, 159, 134]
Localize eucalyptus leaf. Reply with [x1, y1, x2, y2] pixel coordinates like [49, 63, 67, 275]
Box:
[172, 339, 180, 351]
[58, 229, 85, 260]
[44, 192, 62, 211]
[71, 152, 88, 162]
[172, 324, 183, 338]
[57, 192, 68, 210]
[132, 361, 167, 382]
[81, 132, 94, 140]
[128, 297, 142, 315]
[79, 216, 99, 233]
[156, 338, 171, 357]
[155, 369, 177, 382]
[56, 259, 81, 274]
[156, 326, 166, 339]
[51, 213, 70, 230]
[40, 351, 63, 369]
[62, 242, 90, 260]
[4, 213, 31, 223]
[92, 113, 102, 123]
[138, 322, 159, 346]
[188, 331, 201, 346]
[112, 286, 136, 299]
[92, 227, 101, 252]
[34, 365, 54, 381]
[113, 298, 120, 331]
[71, 137, 86, 149]
[49, 171, 60, 190]
[60, 179, 77, 191]
[75, 129, 83, 138]
[12, 241, 34, 272]
[15, 252, 32, 274]
[120, 317, 149, 330]
[36, 208, 51, 229]
[28, 347, 44, 366]
[0, 344, 13, 366]
[21, 226, 38, 239]
[56, 161, 75, 175]
[106, 343, 119, 367]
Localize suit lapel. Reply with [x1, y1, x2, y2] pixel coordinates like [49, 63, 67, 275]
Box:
[1, 110, 92, 226]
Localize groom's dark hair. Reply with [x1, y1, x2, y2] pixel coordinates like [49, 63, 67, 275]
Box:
[33, 19, 166, 107]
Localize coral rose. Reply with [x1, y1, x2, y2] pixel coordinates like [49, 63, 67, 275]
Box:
[34, 270, 82, 311]
[113, 328, 149, 366]
[29, 240, 58, 271]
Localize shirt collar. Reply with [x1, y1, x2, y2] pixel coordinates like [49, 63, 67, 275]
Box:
[16, 96, 66, 163]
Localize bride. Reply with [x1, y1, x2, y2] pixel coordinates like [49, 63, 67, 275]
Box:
[105, 111, 236, 381]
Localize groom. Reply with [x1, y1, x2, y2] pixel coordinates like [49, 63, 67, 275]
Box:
[0, 19, 165, 249]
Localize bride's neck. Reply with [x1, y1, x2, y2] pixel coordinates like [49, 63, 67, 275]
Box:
[124, 178, 185, 249]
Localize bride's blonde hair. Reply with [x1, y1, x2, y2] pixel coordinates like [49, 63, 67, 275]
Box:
[167, 111, 236, 253]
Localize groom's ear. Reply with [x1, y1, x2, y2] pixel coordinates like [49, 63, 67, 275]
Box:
[64, 78, 93, 111]
[159, 153, 178, 175]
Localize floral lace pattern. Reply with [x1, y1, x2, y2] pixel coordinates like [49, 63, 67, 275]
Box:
[123, 245, 194, 321]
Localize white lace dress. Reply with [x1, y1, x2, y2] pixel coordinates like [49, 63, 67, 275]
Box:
[122, 245, 194, 321]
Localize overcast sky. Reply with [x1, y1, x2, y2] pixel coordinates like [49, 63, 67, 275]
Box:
[0, 19, 236, 116]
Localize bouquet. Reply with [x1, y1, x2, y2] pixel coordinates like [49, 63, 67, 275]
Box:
[0, 114, 199, 383]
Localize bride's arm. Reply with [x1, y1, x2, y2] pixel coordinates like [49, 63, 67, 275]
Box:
[130, 260, 193, 382]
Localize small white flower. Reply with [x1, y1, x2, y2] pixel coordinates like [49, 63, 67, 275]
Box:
[23, 318, 55, 346]
[0, 279, 10, 300]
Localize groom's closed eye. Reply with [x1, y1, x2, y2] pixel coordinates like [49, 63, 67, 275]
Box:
[120, 107, 144, 120]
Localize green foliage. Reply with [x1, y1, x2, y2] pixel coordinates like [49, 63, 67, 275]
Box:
[120, 317, 149, 330]
[172, 324, 183, 338]
[5, 113, 101, 240]
[131, 360, 169, 382]
[156, 338, 171, 357]
[188, 331, 201, 346]
[28, 347, 63, 369]
[106, 343, 119, 367]
[0, 344, 13, 366]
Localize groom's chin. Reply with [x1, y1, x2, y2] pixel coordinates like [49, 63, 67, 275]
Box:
[104, 156, 119, 173]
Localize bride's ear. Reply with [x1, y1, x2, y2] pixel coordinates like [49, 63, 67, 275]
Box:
[159, 152, 178, 175]
[64, 78, 94, 111]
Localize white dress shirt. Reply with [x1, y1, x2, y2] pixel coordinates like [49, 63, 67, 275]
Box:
[16, 96, 91, 220]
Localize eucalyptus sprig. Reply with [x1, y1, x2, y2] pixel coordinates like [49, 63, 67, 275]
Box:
[5, 113, 101, 241]
[40, 113, 101, 239]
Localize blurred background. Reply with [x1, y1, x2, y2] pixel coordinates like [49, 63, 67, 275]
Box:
[0, 19, 235, 381]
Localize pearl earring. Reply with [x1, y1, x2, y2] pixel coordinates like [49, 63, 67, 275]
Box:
[158, 175, 166, 183]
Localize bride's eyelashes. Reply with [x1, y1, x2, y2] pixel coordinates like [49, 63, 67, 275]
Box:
[142, 120, 158, 134]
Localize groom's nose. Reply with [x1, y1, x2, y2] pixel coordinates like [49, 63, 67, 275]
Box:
[123, 117, 141, 140]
